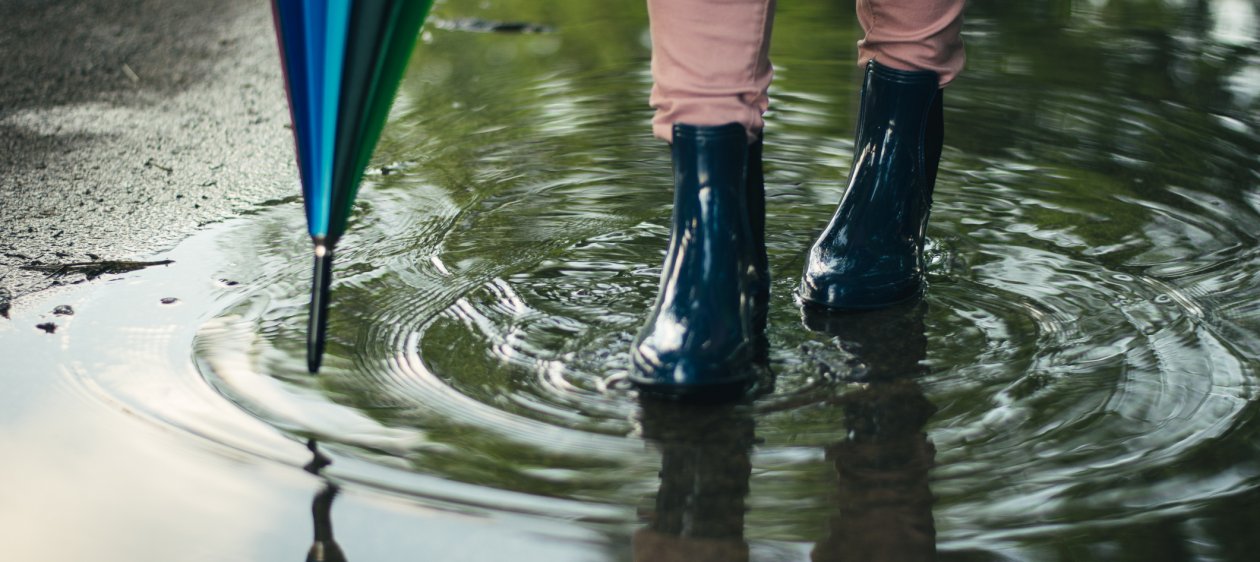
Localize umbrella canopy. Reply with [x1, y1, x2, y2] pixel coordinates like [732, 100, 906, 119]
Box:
[271, 0, 434, 372]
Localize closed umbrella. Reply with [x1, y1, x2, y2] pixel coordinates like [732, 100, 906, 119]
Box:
[270, 0, 434, 372]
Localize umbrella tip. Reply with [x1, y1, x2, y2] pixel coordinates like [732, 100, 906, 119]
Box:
[307, 241, 333, 374]
[307, 335, 324, 373]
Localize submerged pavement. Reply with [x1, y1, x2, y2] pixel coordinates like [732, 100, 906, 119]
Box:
[0, 0, 295, 306]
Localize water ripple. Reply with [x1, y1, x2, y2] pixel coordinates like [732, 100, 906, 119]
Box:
[187, 3, 1260, 554]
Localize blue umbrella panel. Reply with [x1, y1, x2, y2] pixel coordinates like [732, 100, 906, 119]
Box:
[271, 0, 434, 372]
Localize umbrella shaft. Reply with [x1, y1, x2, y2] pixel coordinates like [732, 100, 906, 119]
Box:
[308, 241, 334, 373]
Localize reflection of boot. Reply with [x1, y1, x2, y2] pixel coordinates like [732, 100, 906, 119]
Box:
[800, 61, 944, 310]
[814, 381, 936, 562]
[805, 304, 938, 562]
[632, 123, 761, 398]
[634, 399, 755, 562]
[801, 301, 929, 382]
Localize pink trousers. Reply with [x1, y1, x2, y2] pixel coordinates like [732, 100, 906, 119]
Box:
[648, 0, 965, 142]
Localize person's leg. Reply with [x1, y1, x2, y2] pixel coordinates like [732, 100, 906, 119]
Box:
[856, 0, 965, 86]
[799, 0, 963, 310]
[647, 0, 777, 143]
[631, 0, 777, 396]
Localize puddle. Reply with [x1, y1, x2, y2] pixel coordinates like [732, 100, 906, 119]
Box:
[3, 0, 1260, 559]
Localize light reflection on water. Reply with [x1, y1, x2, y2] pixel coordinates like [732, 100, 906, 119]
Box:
[15, 0, 1260, 559]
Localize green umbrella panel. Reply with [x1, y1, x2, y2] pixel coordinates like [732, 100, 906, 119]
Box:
[271, 0, 434, 372]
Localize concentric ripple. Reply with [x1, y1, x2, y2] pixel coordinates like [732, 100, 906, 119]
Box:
[195, 1, 1260, 556]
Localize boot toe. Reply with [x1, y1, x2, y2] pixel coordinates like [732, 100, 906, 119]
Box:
[630, 343, 755, 400]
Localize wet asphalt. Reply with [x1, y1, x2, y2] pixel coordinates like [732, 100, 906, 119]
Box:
[1, 0, 295, 307]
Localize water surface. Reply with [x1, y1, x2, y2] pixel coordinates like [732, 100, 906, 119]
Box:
[5, 0, 1260, 560]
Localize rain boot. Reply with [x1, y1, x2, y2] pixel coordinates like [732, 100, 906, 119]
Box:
[631, 123, 760, 398]
[746, 134, 770, 340]
[800, 60, 944, 310]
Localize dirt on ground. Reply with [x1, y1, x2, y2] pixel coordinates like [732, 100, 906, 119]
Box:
[0, 0, 297, 306]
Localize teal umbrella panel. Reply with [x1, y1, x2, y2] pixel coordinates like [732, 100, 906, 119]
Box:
[271, 0, 434, 372]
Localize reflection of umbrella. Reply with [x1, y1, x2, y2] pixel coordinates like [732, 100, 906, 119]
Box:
[303, 440, 345, 562]
[270, 0, 434, 372]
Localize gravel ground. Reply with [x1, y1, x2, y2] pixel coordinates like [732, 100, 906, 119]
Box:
[0, 0, 296, 306]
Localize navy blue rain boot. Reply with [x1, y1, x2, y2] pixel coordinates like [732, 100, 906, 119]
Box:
[746, 135, 770, 341]
[800, 61, 944, 310]
[631, 122, 759, 399]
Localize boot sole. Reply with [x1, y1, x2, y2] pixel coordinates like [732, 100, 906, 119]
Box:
[797, 279, 924, 311]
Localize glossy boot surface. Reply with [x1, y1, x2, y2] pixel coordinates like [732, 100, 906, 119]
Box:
[631, 123, 759, 398]
[745, 136, 770, 341]
[800, 61, 944, 310]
